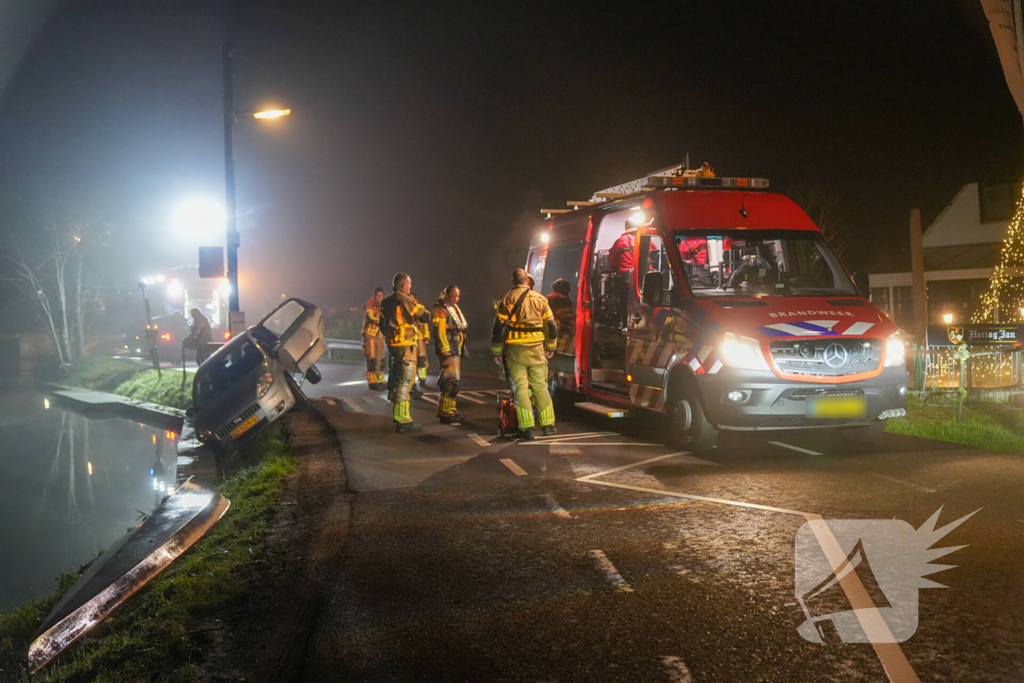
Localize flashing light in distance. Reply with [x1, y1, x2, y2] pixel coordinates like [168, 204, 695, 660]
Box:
[253, 108, 291, 119]
[540, 232, 550, 244]
[87, 461, 93, 476]
[166, 279, 183, 297]
[166, 431, 176, 439]
[223, 331, 231, 340]
[43, 398, 50, 410]
[161, 333, 171, 341]
[173, 197, 226, 243]
[942, 313, 953, 325]
[156, 274, 166, 283]
[219, 279, 231, 296]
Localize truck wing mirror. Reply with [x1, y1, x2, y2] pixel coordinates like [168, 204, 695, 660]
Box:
[642, 271, 664, 307]
[852, 271, 870, 298]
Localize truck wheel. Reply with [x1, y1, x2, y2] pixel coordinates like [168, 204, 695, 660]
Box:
[838, 420, 887, 448]
[668, 380, 718, 454]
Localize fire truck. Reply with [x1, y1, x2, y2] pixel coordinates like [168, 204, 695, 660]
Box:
[528, 163, 909, 453]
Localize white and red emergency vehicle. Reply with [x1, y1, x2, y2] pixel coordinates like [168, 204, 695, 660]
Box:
[527, 163, 909, 452]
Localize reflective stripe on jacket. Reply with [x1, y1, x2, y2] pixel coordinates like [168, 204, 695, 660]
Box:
[381, 289, 430, 347]
[490, 285, 557, 356]
[431, 302, 467, 357]
[361, 299, 382, 338]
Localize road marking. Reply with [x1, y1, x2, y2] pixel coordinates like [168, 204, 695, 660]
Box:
[336, 380, 365, 386]
[420, 394, 439, 404]
[341, 397, 364, 413]
[542, 493, 571, 518]
[534, 431, 617, 442]
[468, 433, 490, 447]
[668, 565, 699, 583]
[868, 472, 937, 494]
[549, 445, 582, 456]
[325, 399, 337, 406]
[769, 441, 822, 456]
[458, 393, 486, 404]
[589, 550, 634, 593]
[577, 453, 920, 683]
[500, 458, 528, 476]
[662, 656, 693, 683]
[362, 397, 374, 404]
[521, 442, 662, 447]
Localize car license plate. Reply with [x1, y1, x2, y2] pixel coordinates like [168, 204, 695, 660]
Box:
[230, 414, 260, 439]
[806, 395, 866, 419]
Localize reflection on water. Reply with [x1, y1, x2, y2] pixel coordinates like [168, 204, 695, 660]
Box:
[0, 389, 180, 612]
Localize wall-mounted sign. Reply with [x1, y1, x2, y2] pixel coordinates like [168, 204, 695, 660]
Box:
[926, 324, 1023, 347]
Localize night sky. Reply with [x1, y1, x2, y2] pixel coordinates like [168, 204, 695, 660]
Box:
[1, 0, 1022, 331]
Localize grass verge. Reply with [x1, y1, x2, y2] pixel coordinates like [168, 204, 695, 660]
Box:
[887, 397, 1024, 454]
[113, 370, 193, 411]
[66, 358, 145, 393]
[0, 424, 296, 683]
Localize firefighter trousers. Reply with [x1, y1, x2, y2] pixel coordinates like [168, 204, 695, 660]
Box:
[388, 346, 418, 423]
[436, 355, 461, 416]
[505, 345, 554, 430]
[363, 334, 386, 385]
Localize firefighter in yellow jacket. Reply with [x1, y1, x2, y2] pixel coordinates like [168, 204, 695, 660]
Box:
[415, 317, 430, 396]
[361, 287, 386, 390]
[431, 285, 468, 424]
[491, 268, 558, 441]
[380, 273, 432, 433]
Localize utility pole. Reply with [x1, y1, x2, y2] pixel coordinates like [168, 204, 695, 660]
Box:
[909, 208, 928, 342]
[222, 44, 240, 315]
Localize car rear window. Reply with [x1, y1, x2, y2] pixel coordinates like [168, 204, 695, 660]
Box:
[193, 337, 266, 408]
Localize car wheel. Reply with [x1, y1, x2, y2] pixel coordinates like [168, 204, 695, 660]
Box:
[667, 378, 718, 454]
[838, 420, 887, 449]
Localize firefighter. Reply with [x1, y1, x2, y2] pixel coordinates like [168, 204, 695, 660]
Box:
[609, 211, 654, 272]
[546, 278, 575, 355]
[491, 268, 558, 441]
[184, 308, 213, 365]
[361, 287, 387, 390]
[431, 285, 468, 424]
[415, 314, 430, 396]
[380, 272, 432, 433]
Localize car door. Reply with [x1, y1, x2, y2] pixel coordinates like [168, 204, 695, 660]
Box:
[253, 298, 326, 374]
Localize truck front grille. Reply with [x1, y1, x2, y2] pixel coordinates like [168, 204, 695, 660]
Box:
[769, 339, 882, 377]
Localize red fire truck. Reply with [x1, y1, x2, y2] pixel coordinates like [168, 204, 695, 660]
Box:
[528, 163, 909, 453]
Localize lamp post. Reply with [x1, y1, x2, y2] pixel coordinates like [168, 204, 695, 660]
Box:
[221, 44, 291, 323]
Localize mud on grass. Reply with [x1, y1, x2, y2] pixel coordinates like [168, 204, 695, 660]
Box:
[0, 424, 296, 683]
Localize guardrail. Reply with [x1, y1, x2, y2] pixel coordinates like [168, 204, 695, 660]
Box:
[324, 338, 361, 350]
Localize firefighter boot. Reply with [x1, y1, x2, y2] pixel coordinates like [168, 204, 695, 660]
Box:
[542, 425, 557, 437]
[519, 427, 535, 442]
[439, 413, 464, 425]
[396, 421, 422, 434]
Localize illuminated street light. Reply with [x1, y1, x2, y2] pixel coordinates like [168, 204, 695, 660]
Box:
[253, 108, 291, 119]
[173, 198, 226, 243]
[942, 313, 954, 324]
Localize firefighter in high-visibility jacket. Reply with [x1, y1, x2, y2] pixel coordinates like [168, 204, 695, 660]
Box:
[415, 318, 430, 395]
[491, 268, 558, 441]
[361, 287, 387, 390]
[431, 285, 468, 424]
[380, 273, 432, 433]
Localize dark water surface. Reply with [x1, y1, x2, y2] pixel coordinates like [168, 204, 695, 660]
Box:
[0, 389, 179, 612]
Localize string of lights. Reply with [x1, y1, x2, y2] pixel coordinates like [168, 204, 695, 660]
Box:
[973, 182, 1024, 324]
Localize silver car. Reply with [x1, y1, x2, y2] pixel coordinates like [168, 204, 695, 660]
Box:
[191, 298, 326, 447]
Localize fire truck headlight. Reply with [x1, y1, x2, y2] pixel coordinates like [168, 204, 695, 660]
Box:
[719, 333, 770, 371]
[257, 372, 275, 398]
[884, 335, 905, 367]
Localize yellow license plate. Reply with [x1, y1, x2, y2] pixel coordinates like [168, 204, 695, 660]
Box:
[230, 414, 260, 439]
[806, 395, 866, 419]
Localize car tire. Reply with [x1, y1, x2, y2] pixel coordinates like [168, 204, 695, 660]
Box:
[838, 420, 886, 448]
[667, 377, 718, 454]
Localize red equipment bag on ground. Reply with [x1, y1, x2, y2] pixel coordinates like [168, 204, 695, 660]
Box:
[496, 391, 518, 438]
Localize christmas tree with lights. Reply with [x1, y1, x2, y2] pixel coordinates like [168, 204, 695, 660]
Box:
[974, 184, 1024, 323]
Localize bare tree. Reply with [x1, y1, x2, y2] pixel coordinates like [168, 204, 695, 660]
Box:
[790, 184, 851, 259]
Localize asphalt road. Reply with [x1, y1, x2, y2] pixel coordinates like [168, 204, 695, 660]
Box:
[298, 361, 1024, 682]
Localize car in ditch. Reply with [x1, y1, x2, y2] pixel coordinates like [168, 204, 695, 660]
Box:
[191, 298, 326, 448]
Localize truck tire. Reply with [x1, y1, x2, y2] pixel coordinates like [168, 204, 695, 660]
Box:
[838, 420, 886, 448]
[667, 378, 718, 454]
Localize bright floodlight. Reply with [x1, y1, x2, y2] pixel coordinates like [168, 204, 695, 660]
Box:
[253, 108, 291, 119]
[174, 198, 226, 243]
[942, 313, 953, 324]
[167, 279, 183, 297]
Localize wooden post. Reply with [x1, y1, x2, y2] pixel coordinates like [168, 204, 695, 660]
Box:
[909, 208, 928, 343]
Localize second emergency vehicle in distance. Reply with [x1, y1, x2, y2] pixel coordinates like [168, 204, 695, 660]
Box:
[528, 163, 909, 453]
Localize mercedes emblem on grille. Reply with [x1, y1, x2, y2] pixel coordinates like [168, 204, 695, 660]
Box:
[823, 343, 849, 368]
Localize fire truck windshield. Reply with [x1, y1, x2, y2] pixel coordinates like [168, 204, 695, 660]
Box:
[672, 229, 858, 298]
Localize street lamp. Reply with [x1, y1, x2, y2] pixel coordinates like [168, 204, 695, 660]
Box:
[942, 313, 954, 325]
[221, 44, 291, 330]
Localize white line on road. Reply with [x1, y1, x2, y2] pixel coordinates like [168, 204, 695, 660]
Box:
[341, 397, 364, 413]
[577, 452, 920, 683]
[868, 472, 937, 494]
[769, 441, 822, 456]
[362, 397, 375, 404]
[542, 493, 571, 518]
[500, 458, 528, 476]
[534, 431, 617, 442]
[589, 549, 634, 593]
[662, 656, 693, 683]
[325, 399, 337, 406]
[335, 380, 366, 387]
[521, 442, 662, 447]
[458, 393, 486, 404]
[420, 394, 439, 404]
[468, 433, 490, 447]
